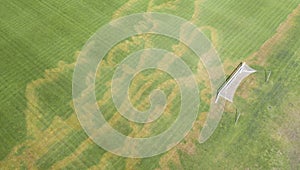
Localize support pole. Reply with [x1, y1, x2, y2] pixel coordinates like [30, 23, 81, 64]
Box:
[235, 108, 241, 126]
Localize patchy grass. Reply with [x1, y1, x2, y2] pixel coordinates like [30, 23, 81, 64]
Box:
[0, 0, 300, 169]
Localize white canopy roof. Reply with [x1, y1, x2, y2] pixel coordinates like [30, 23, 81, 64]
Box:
[216, 62, 256, 103]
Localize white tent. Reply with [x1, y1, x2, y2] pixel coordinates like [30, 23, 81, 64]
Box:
[216, 62, 256, 103]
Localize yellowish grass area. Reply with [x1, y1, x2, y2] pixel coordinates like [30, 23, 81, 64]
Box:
[5, 1, 298, 169]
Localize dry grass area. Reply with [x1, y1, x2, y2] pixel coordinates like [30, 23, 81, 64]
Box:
[1, 0, 300, 169]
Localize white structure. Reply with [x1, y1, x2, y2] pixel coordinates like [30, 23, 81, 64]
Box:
[216, 62, 256, 103]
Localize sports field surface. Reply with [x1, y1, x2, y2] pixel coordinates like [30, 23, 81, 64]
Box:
[1, 0, 300, 169]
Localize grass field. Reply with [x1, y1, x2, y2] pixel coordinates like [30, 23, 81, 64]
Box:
[1, 0, 300, 169]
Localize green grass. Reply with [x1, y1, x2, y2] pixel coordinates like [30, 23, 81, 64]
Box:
[1, 0, 300, 169]
[0, 0, 129, 160]
[36, 130, 88, 169]
[175, 9, 300, 169]
[198, 0, 299, 61]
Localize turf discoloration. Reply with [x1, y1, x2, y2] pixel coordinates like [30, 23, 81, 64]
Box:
[1, 0, 300, 169]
